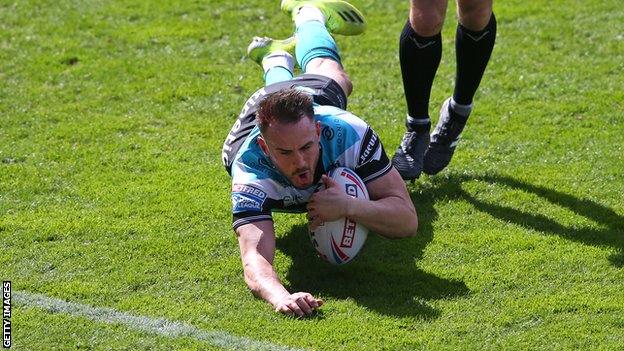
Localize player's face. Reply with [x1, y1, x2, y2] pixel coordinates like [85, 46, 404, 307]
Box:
[258, 117, 321, 189]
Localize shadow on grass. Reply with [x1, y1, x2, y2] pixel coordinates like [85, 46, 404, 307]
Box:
[417, 172, 624, 266]
[276, 172, 624, 319]
[448, 173, 624, 267]
[275, 176, 471, 320]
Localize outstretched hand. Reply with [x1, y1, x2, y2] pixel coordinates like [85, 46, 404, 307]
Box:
[273, 292, 323, 318]
[307, 175, 351, 230]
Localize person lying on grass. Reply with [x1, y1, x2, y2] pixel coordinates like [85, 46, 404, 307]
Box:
[222, 0, 417, 317]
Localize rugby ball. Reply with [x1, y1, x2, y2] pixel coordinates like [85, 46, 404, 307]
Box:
[308, 167, 369, 265]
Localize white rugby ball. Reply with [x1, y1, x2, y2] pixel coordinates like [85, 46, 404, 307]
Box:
[308, 167, 369, 265]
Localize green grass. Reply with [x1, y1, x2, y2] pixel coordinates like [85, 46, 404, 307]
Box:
[2, 0, 623, 350]
[14, 306, 222, 350]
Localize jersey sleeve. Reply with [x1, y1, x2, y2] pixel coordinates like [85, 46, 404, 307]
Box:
[231, 183, 273, 231]
[353, 126, 392, 183]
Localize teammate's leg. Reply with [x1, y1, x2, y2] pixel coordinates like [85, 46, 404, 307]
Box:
[422, 0, 496, 175]
[392, 0, 447, 180]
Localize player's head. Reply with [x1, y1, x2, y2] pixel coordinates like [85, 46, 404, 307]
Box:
[256, 89, 321, 189]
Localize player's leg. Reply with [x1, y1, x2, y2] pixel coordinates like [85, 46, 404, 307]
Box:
[247, 36, 297, 86]
[422, 0, 496, 175]
[287, 2, 364, 97]
[223, 36, 298, 173]
[392, 0, 447, 180]
[281, 0, 366, 36]
[453, 0, 496, 105]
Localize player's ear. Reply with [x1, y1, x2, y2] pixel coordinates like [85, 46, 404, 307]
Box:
[316, 121, 321, 137]
[257, 135, 269, 155]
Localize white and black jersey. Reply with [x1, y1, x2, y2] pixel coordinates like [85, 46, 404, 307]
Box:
[229, 105, 391, 230]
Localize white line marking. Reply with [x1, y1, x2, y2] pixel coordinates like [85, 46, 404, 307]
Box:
[14, 291, 305, 351]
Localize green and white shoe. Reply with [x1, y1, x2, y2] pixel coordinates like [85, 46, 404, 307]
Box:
[281, 0, 366, 36]
[246, 36, 297, 65]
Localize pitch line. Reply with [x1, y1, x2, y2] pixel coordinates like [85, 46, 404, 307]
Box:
[14, 291, 306, 351]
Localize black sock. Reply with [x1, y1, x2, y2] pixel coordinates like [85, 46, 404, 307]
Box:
[399, 20, 442, 132]
[453, 12, 497, 106]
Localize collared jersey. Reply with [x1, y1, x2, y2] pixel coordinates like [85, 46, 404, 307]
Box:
[230, 104, 391, 230]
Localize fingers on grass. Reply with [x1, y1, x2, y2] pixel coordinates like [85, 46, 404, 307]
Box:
[304, 294, 320, 309]
[288, 301, 306, 317]
[275, 304, 294, 316]
[295, 297, 313, 315]
[276, 293, 322, 318]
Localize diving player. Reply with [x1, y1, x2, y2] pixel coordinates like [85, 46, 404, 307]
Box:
[222, 0, 418, 317]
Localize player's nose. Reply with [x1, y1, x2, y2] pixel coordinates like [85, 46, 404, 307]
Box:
[293, 151, 306, 167]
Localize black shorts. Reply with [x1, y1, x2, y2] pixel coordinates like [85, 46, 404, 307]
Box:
[221, 74, 348, 175]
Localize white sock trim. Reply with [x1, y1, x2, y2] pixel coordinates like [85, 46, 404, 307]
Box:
[294, 6, 326, 28]
[450, 97, 473, 117]
[406, 115, 431, 125]
[262, 51, 295, 74]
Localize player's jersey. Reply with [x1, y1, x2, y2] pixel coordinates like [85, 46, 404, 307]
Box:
[230, 104, 391, 230]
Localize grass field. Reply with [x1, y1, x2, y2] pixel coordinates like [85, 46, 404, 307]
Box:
[2, 0, 624, 349]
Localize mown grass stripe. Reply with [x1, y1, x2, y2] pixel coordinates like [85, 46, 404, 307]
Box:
[14, 291, 305, 351]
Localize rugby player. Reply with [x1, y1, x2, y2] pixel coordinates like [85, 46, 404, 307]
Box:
[222, 0, 418, 317]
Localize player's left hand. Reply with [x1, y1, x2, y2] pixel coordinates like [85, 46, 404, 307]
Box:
[307, 175, 351, 230]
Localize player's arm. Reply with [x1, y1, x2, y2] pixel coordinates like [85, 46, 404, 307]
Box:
[236, 220, 323, 317]
[307, 167, 418, 238]
[347, 167, 418, 237]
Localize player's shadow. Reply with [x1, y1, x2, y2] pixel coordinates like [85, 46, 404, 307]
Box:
[445, 173, 624, 267]
[275, 181, 470, 320]
[410, 172, 623, 267]
[275, 172, 624, 318]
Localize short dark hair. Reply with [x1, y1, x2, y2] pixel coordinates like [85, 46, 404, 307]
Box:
[257, 89, 314, 133]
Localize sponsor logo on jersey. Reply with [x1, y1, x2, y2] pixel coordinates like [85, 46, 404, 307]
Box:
[222, 88, 267, 169]
[358, 127, 380, 166]
[283, 193, 307, 206]
[238, 88, 267, 120]
[330, 119, 345, 144]
[231, 184, 267, 213]
[322, 126, 335, 140]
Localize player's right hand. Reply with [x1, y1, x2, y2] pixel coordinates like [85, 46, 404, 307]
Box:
[273, 292, 323, 317]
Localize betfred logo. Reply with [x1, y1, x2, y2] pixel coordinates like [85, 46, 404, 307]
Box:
[231, 184, 267, 213]
[232, 184, 267, 199]
[340, 219, 356, 248]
